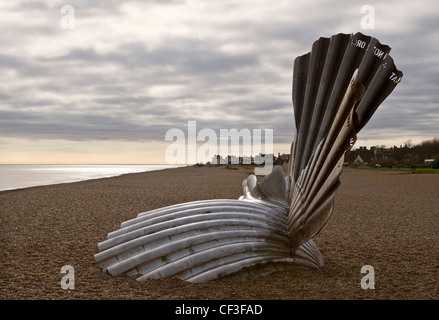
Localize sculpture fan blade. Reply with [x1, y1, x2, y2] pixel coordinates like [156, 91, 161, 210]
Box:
[95, 197, 323, 283]
[95, 32, 402, 282]
[287, 33, 402, 248]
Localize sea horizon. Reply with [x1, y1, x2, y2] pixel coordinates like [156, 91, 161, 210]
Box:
[0, 164, 185, 192]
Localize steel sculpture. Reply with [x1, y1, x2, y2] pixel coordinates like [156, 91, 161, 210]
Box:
[95, 32, 403, 283]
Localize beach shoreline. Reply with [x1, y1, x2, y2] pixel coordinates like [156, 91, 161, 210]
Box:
[0, 164, 185, 193]
[1, 165, 438, 300]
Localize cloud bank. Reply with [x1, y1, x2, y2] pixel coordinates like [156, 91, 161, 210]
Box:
[0, 0, 438, 163]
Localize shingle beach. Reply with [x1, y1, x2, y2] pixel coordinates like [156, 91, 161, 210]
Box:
[1, 166, 438, 300]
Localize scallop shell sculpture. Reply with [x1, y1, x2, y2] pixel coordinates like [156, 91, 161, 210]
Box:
[95, 32, 403, 283]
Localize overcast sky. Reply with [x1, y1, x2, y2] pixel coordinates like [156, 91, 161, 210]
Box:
[0, 0, 438, 164]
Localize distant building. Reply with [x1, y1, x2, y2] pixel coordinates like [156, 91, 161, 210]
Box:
[274, 153, 290, 166]
[211, 153, 279, 166]
[373, 148, 394, 162]
[344, 147, 374, 166]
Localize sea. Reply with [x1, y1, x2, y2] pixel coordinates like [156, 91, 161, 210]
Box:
[0, 164, 184, 192]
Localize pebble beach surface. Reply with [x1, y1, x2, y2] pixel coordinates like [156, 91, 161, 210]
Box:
[0, 165, 438, 300]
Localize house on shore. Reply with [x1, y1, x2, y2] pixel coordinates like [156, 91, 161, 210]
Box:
[344, 146, 374, 166]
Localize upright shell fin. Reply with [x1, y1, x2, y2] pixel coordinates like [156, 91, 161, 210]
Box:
[287, 32, 402, 248]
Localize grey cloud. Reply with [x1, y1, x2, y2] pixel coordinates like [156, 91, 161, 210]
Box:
[0, 53, 55, 79]
[16, 1, 51, 10]
[94, 96, 155, 106]
[1, 0, 438, 153]
[0, 91, 11, 101]
[0, 55, 24, 69]
[0, 109, 169, 141]
[50, 42, 260, 76]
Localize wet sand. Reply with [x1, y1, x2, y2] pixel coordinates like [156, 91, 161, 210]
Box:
[0, 165, 438, 300]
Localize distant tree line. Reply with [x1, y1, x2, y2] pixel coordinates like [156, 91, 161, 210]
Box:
[397, 138, 439, 167]
[346, 137, 439, 168]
